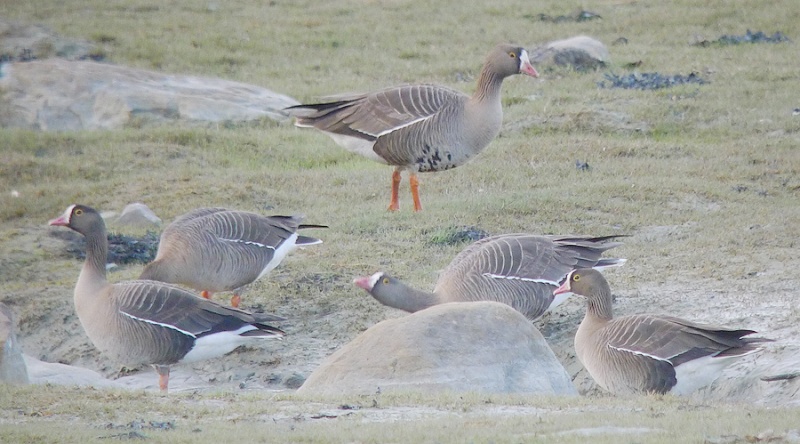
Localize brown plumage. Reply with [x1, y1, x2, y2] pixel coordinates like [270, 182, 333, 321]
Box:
[139, 208, 325, 307]
[355, 234, 624, 321]
[286, 43, 538, 211]
[50, 204, 285, 392]
[554, 268, 770, 395]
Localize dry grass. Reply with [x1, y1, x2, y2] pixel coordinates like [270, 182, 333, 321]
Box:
[2, 385, 800, 443]
[1, 0, 800, 442]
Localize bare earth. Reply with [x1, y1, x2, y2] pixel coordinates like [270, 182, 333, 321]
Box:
[5, 219, 799, 405]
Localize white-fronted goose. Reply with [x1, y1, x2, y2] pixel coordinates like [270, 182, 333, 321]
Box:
[140, 208, 325, 307]
[285, 43, 538, 212]
[355, 234, 625, 321]
[554, 268, 769, 395]
[50, 204, 285, 392]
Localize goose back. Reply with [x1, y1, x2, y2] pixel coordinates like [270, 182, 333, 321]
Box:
[285, 44, 537, 211]
[141, 209, 323, 294]
[434, 234, 625, 320]
[559, 268, 768, 395]
[358, 234, 624, 321]
[50, 204, 285, 387]
[84, 280, 283, 367]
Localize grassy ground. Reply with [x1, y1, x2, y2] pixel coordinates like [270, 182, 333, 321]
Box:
[1, 0, 800, 442]
[2, 385, 800, 443]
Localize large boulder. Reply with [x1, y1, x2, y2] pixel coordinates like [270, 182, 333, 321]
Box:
[0, 303, 29, 384]
[298, 301, 577, 396]
[0, 58, 300, 130]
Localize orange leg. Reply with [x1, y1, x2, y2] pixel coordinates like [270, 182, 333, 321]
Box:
[388, 170, 401, 211]
[153, 365, 170, 392]
[230, 293, 241, 308]
[200, 290, 212, 300]
[409, 173, 422, 212]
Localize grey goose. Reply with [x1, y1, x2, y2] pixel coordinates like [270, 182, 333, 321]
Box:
[285, 43, 538, 211]
[50, 204, 285, 392]
[140, 208, 325, 307]
[554, 268, 769, 395]
[355, 234, 625, 321]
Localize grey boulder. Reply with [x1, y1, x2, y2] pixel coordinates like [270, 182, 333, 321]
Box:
[299, 301, 577, 396]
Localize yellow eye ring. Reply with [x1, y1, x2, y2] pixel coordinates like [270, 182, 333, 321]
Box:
[382, 278, 390, 285]
[75, 209, 83, 215]
[573, 274, 581, 282]
[508, 52, 517, 58]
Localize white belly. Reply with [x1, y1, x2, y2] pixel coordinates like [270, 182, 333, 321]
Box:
[327, 133, 387, 164]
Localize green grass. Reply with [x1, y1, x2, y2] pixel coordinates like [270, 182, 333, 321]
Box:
[1, 0, 800, 442]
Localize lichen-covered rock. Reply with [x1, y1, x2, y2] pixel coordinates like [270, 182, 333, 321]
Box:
[299, 301, 577, 396]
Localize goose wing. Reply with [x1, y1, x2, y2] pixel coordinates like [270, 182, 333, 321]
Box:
[288, 84, 464, 140]
[112, 281, 284, 338]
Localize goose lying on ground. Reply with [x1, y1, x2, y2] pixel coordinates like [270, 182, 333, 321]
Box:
[140, 208, 325, 307]
[50, 204, 285, 392]
[554, 268, 770, 395]
[286, 43, 538, 212]
[355, 234, 624, 320]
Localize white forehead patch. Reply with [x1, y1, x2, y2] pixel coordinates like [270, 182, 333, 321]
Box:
[520, 49, 531, 64]
[63, 204, 77, 223]
[368, 272, 384, 289]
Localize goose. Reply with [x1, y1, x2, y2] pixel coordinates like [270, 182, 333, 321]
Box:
[285, 43, 538, 212]
[554, 268, 770, 395]
[355, 234, 625, 321]
[139, 208, 326, 308]
[49, 204, 285, 392]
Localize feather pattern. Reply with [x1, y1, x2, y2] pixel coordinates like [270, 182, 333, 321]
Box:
[355, 234, 625, 320]
[49, 204, 285, 391]
[140, 208, 325, 300]
[286, 43, 538, 211]
[555, 268, 769, 395]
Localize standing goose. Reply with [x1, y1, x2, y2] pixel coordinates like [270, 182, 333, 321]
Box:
[50, 204, 285, 392]
[554, 268, 769, 395]
[355, 234, 625, 321]
[140, 208, 326, 308]
[285, 43, 538, 211]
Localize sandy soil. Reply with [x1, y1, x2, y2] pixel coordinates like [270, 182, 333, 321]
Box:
[3, 222, 799, 406]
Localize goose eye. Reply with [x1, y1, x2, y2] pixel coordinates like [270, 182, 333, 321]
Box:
[508, 52, 517, 59]
[572, 274, 581, 282]
[75, 209, 83, 216]
[382, 277, 390, 285]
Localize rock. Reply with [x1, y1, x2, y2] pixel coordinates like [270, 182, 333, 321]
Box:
[0, 303, 29, 384]
[298, 301, 577, 396]
[24, 354, 211, 391]
[23, 354, 120, 388]
[530, 35, 609, 71]
[114, 203, 161, 229]
[0, 59, 300, 131]
[0, 18, 99, 62]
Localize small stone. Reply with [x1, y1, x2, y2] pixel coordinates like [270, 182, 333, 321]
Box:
[115, 203, 161, 229]
[530, 35, 609, 71]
